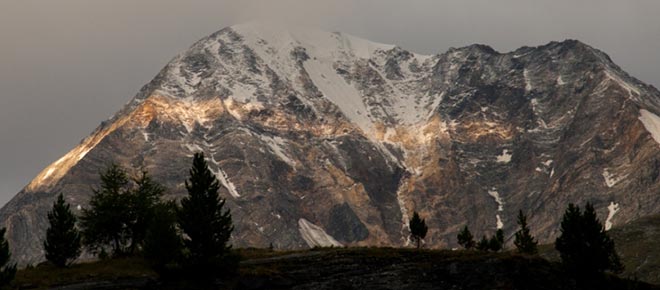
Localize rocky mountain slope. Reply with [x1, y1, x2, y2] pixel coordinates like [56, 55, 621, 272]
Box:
[3, 22, 660, 265]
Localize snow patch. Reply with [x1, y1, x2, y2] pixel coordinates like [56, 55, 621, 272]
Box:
[605, 202, 620, 231]
[605, 69, 640, 96]
[213, 167, 241, 198]
[204, 151, 241, 198]
[258, 135, 297, 168]
[496, 149, 512, 163]
[488, 189, 504, 229]
[298, 218, 343, 248]
[513, 51, 532, 58]
[524, 69, 532, 92]
[303, 57, 374, 134]
[425, 92, 445, 121]
[639, 109, 660, 145]
[557, 75, 565, 86]
[396, 178, 412, 246]
[495, 215, 504, 230]
[184, 143, 204, 153]
[602, 168, 626, 188]
[488, 189, 504, 211]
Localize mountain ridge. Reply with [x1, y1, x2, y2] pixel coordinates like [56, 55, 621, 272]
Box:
[3, 23, 660, 265]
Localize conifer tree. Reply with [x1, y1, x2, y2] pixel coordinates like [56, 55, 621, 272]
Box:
[476, 235, 490, 251]
[144, 201, 182, 274]
[457, 225, 475, 249]
[80, 164, 132, 256]
[489, 229, 504, 252]
[177, 152, 234, 278]
[555, 203, 623, 276]
[126, 171, 165, 253]
[0, 228, 16, 286]
[514, 210, 538, 254]
[409, 211, 428, 249]
[44, 193, 81, 267]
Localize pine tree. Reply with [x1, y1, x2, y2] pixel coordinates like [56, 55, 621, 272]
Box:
[177, 152, 234, 278]
[80, 164, 132, 256]
[457, 225, 475, 249]
[0, 228, 16, 287]
[144, 201, 182, 274]
[409, 211, 428, 249]
[44, 193, 81, 267]
[126, 171, 165, 253]
[514, 210, 537, 254]
[476, 235, 490, 251]
[489, 229, 504, 252]
[555, 203, 623, 276]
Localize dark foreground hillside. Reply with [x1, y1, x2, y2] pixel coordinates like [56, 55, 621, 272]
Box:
[535, 215, 660, 286]
[10, 248, 658, 290]
[610, 214, 660, 285]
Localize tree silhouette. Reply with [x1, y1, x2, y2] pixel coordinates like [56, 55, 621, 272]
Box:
[126, 171, 165, 253]
[489, 229, 504, 252]
[457, 225, 475, 249]
[144, 201, 182, 274]
[177, 152, 235, 279]
[476, 235, 490, 251]
[514, 210, 537, 254]
[80, 164, 132, 256]
[555, 203, 622, 276]
[44, 193, 81, 267]
[409, 211, 428, 249]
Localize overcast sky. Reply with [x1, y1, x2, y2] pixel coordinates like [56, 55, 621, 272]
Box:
[0, 0, 658, 206]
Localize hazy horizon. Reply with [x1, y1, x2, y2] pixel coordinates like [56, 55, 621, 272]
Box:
[1, 0, 659, 206]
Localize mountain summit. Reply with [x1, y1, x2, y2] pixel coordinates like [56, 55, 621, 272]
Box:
[4, 23, 660, 264]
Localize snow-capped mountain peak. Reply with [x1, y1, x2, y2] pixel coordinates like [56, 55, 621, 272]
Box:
[4, 24, 660, 266]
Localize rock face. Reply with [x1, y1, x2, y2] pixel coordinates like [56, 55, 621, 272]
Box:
[3, 23, 660, 265]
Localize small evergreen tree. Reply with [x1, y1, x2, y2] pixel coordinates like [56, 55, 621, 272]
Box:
[177, 152, 235, 279]
[488, 229, 504, 252]
[0, 228, 16, 287]
[514, 210, 538, 254]
[44, 193, 81, 267]
[126, 171, 165, 253]
[476, 235, 490, 251]
[555, 203, 623, 276]
[457, 225, 475, 249]
[144, 201, 182, 274]
[80, 164, 132, 256]
[409, 211, 428, 249]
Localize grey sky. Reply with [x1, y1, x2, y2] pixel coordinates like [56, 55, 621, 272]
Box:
[1, 0, 659, 206]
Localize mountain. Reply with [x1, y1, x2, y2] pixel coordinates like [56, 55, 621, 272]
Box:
[3, 22, 660, 265]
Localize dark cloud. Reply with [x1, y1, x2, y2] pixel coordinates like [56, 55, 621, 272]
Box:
[0, 0, 658, 205]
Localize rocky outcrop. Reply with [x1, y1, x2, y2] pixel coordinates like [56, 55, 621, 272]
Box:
[3, 23, 660, 265]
